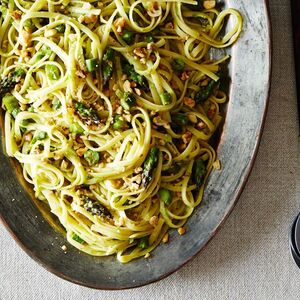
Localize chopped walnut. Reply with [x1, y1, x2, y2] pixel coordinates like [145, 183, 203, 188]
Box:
[22, 30, 32, 45]
[24, 133, 33, 142]
[11, 10, 22, 20]
[196, 121, 206, 130]
[133, 47, 147, 58]
[207, 104, 216, 119]
[162, 233, 169, 243]
[130, 81, 137, 88]
[134, 167, 143, 174]
[123, 114, 132, 122]
[182, 131, 192, 144]
[84, 15, 98, 24]
[149, 216, 159, 227]
[123, 80, 132, 92]
[212, 159, 221, 170]
[78, 15, 85, 23]
[134, 88, 142, 96]
[170, 80, 179, 90]
[188, 113, 197, 123]
[165, 22, 174, 29]
[177, 227, 186, 235]
[183, 97, 195, 108]
[203, 0, 216, 9]
[147, 43, 156, 51]
[114, 17, 126, 33]
[180, 71, 190, 81]
[75, 69, 86, 78]
[153, 116, 170, 129]
[110, 179, 123, 189]
[76, 147, 87, 157]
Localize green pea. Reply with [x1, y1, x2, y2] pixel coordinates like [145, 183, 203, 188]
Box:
[122, 29, 134, 44]
[70, 122, 84, 134]
[45, 65, 60, 81]
[120, 92, 136, 110]
[52, 99, 62, 110]
[84, 149, 100, 166]
[31, 131, 47, 144]
[171, 59, 185, 72]
[72, 234, 85, 244]
[85, 58, 99, 72]
[160, 92, 171, 105]
[2, 95, 19, 113]
[138, 236, 149, 249]
[113, 115, 127, 130]
[171, 113, 188, 126]
[158, 188, 172, 205]
[55, 24, 65, 33]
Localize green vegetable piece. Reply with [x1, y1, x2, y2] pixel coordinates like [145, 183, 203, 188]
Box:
[171, 59, 185, 72]
[120, 92, 136, 110]
[70, 122, 84, 134]
[103, 48, 114, 61]
[31, 131, 48, 144]
[122, 29, 134, 44]
[2, 95, 18, 113]
[113, 115, 127, 130]
[138, 236, 149, 249]
[52, 99, 61, 110]
[72, 234, 85, 244]
[20, 119, 29, 127]
[84, 149, 100, 166]
[194, 78, 219, 103]
[145, 28, 160, 42]
[11, 108, 21, 118]
[142, 146, 159, 187]
[102, 48, 114, 85]
[24, 19, 35, 31]
[28, 106, 34, 112]
[0, 68, 25, 98]
[123, 63, 146, 88]
[74, 101, 100, 124]
[158, 188, 172, 205]
[55, 24, 65, 33]
[102, 63, 113, 84]
[83, 196, 112, 218]
[36, 47, 52, 61]
[171, 113, 188, 126]
[192, 159, 206, 187]
[85, 58, 99, 73]
[145, 34, 154, 43]
[160, 92, 171, 105]
[45, 65, 60, 81]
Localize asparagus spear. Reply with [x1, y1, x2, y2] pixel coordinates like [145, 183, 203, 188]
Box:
[194, 78, 219, 103]
[0, 68, 25, 98]
[83, 196, 112, 218]
[74, 101, 100, 124]
[142, 146, 159, 187]
[102, 48, 114, 85]
[192, 159, 206, 188]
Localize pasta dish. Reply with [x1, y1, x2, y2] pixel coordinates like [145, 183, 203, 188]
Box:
[0, 0, 242, 262]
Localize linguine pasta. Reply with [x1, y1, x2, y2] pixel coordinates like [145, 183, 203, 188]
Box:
[0, 0, 242, 262]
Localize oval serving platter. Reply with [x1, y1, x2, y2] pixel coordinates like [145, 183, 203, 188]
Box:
[0, 0, 271, 290]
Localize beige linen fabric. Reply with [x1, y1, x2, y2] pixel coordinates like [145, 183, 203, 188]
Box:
[0, 1, 299, 299]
